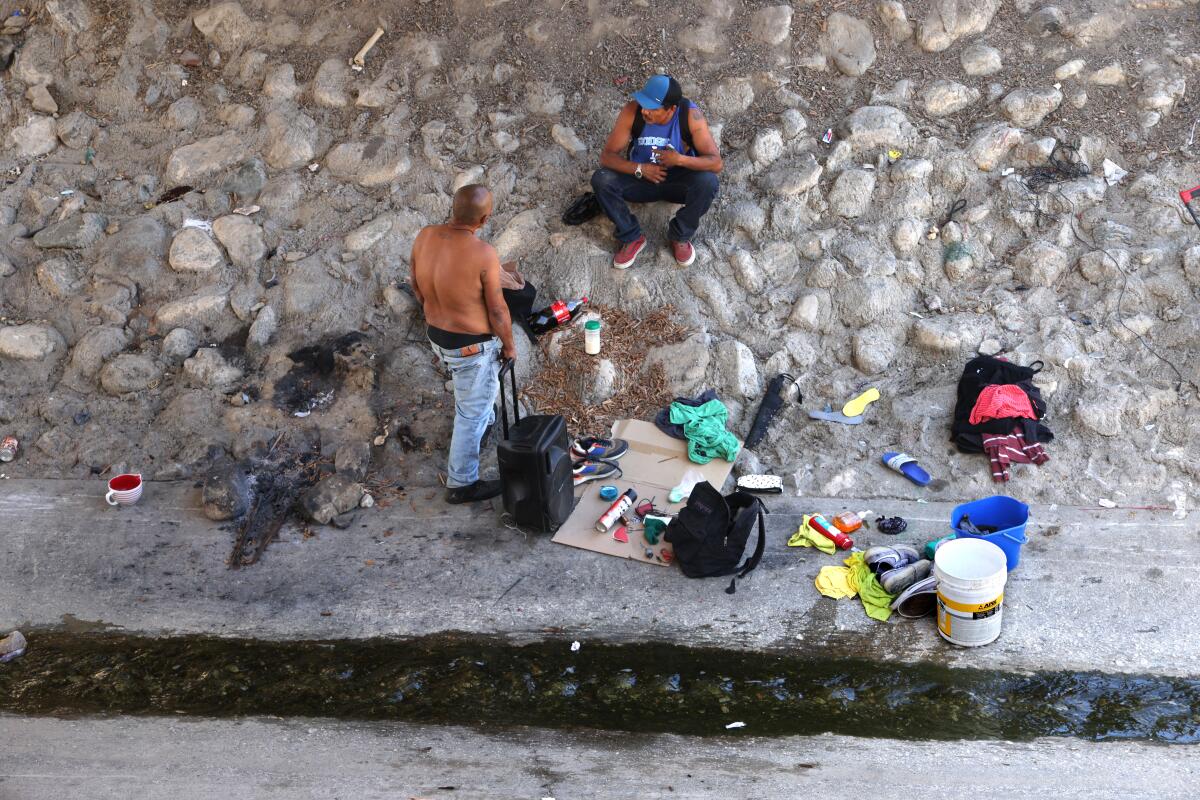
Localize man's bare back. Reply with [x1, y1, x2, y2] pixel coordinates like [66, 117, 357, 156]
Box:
[410, 185, 516, 359]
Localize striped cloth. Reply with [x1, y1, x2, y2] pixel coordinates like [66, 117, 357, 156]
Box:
[982, 425, 1050, 482]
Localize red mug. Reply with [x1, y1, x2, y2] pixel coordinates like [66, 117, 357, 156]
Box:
[106, 473, 144, 506]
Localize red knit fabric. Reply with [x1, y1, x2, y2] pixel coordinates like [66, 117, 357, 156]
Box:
[983, 426, 1050, 482]
[969, 384, 1037, 425]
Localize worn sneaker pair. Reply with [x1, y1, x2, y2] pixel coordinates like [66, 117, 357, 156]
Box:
[571, 436, 629, 486]
[864, 545, 933, 595]
[613, 236, 695, 269]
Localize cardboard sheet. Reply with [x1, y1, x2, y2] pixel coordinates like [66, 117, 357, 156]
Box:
[551, 419, 739, 565]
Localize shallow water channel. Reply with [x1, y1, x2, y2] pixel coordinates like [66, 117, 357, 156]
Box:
[2, 632, 1197, 742]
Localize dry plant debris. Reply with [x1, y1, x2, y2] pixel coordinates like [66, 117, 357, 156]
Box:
[522, 305, 690, 434]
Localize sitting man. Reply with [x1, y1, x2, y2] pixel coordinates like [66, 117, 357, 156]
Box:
[591, 74, 723, 269]
[410, 184, 517, 504]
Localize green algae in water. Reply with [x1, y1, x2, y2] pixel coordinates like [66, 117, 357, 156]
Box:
[2, 632, 1197, 743]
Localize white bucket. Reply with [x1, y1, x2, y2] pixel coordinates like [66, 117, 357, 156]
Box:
[934, 538, 1008, 647]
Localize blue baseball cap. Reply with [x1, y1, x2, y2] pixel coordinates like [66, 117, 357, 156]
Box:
[633, 74, 682, 110]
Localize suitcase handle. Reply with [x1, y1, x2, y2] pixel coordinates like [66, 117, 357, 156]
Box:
[498, 357, 519, 439]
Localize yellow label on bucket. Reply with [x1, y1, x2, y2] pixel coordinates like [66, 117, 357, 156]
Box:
[938, 592, 1004, 614]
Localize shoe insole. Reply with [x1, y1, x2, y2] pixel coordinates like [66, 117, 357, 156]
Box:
[808, 405, 863, 425]
[842, 387, 880, 417]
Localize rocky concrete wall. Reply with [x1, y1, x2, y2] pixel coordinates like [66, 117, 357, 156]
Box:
[0, 0, 1197, 510]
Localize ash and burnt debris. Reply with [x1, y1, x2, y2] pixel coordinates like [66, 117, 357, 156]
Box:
[196, 331, 381, 567]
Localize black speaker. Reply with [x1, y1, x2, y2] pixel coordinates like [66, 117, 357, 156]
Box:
[496, 359, 573, 532]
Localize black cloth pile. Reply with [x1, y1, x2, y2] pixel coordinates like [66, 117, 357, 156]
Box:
[950, 355, 1054, 482]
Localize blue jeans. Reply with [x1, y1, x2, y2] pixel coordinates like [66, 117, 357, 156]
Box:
[590, 166, 720, 243]
[430, 338, 501, 488]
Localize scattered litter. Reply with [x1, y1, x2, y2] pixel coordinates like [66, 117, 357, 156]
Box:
[821, 128, 833, 144]
[887, 148, 902, 161]
[1180, 184, 1200, 228]
[669, 468, 705, 504]
[725, 721, 746, 729]
[1098, 498, 1117, 508]
[293, 410, 311, 418]
[360, 492, 375, 508]
[60, 189, 75, 196]
[1001, 167, 1015, 176]
[156, 185, 195, 205]
[308, 162, 320, 172]
[350, 26, 385, 71]
[232, 204, 261, 216]
[182, 218, 212, 232]
[181, 78, 188, 86]
[907, 310, 925, 319]
[0, 435, 18, 463]
[1101, 158, 1127, 186]
[0, 630, 26, 663]
[570, 641, 580, 652]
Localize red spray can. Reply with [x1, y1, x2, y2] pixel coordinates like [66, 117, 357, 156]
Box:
[596, 488, 637, 533]
[809, 514, 854, 550]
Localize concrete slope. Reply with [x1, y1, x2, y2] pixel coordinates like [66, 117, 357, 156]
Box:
[0, 479, 1192, 676]
[2, 715, 1197, 800]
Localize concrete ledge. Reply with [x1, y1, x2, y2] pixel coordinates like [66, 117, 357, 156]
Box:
[0, 479, 1193, 676]
[2, 715, 1197, 800]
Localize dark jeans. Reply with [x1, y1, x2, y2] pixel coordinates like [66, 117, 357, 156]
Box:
[590, 167, 720, 244]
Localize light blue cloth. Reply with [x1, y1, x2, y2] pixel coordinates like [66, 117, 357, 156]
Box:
[429, 338, 500, 487]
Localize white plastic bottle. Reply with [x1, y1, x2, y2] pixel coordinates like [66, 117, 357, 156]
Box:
[584, 318, 601, 355]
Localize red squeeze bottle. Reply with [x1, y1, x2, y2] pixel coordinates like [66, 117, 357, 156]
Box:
[809, 514, 854, 550]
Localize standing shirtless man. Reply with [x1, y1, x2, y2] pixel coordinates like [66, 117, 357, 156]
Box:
[411, 184, 517, 504]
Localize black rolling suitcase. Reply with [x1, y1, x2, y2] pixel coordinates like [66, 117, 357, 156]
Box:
[496, 359, 573, 532]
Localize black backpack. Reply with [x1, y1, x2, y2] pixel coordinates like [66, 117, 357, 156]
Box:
[950, 355, 1053, 453]
[628, 99, 695, 156]
[664, 481, 766, 593]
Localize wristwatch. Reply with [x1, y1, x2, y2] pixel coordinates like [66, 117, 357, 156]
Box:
[634, 165, 643, 180]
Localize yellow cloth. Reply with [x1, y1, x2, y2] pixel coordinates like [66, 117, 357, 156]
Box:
[813, 552, 896, 622]
[788, 514, 837, 554]
[815, 565, 856, 598]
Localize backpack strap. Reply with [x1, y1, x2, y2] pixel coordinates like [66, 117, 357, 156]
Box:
[726, 499, 767, 594]
[628, 106, 645, 157]
[678, 98, 694, 153]
[626, 100, 695, 157]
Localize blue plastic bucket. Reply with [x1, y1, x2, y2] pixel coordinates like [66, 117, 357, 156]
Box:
[949, 496, 1029, 571]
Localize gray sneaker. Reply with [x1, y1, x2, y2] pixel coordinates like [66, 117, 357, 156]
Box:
[880, 558, 933, 595]
[865, 545, 921, 575]
[891, 574, 938, 618]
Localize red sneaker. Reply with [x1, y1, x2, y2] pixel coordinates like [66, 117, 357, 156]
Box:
[671, 240, 696, 266]
[613, 235, 647, 269]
